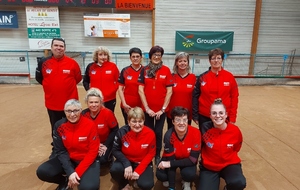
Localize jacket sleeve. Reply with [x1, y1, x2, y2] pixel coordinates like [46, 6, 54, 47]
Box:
[192, 75, 201, 121]
[53, 119, 75, 177]
[35, 57, 45, 85]
[75, 123, 99, 177]
[83, 63, 91, 91]
[112, 126, 131, 168]
[229, 75, 239, 123]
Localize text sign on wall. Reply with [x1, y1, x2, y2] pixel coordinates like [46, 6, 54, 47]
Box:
[175, 31, 234, 52]
[26, 6, 60, 49]
[84, 13, 130, 38]
[0, 11, 18, 28]
[0, 0, 115, 8]
[115, 0, 153, 10]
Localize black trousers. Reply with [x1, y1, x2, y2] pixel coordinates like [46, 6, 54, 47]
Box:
[36, 157, 100, 190]
[98, 144, 113, 165]
[156, 165, 197, 189]
[197, 164, 246, 190]
[104, 99, 116, 113]
[47, 109, 66, 137]
[110, 161, 154, 190]
[197, 114, 211, 128]
[144, 112, 166, 156]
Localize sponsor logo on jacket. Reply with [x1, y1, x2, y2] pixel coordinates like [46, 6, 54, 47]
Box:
[78, 136, 87, 141]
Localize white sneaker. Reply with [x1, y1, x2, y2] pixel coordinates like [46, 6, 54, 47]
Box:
[162, 181, 169, 187]
[182, 180, 191, 190]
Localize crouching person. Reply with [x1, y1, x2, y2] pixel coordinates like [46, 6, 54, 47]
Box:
[156, 106, 201, 190]
[36, 99, 100, 190]
[110, 107, 156, 190]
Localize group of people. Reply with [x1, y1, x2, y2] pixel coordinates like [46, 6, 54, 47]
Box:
[35, 37, 246, 190]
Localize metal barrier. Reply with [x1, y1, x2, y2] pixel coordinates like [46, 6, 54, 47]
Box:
[0, 50, 299, 84]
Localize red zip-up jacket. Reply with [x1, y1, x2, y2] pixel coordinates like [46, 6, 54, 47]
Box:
[192, 68, 239, 123]
[53, 116, 99, 177]
[112, 125, 156, 175]
[200, 121, 243, 172]
[35, 56, 82, 110]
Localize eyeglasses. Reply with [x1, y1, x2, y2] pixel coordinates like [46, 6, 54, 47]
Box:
[211, 111, 225, 116]
[130, 120, 144, 124]
[153, 53, 162, 58]
[65, 109, 81, 114]
[210, 57, 222, 61]
[174, 118, 188, 123]
[131, 55, 141, 59]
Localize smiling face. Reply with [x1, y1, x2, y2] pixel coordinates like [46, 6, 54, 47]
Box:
[51, 40, 65, 59]
[65, 105, 81, 123]
[97, 51, 108, 64]
[210, 104, 227, 128]
[176, 57, 189, 72]
[150, 51, 162, 65]
[172, 115, 188, 135]
[209, 54, 223, 71]
[128, 118, 144, 133]
[87, 96, 102, 113]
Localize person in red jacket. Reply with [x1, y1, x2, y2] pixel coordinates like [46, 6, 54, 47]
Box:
[192, 48, 239, 127]
[138, 45, 173, 165]
[166, 52, 196, 129]
[82, 88, 119, 166]
[35, 37, 82, 141]
[36, 99, 100, 190]
[110, 107, 156, 190]
[156, 106, 201, 190]
[83, 46, 120, 112]
[118, 47, 144, 125]
[197, 98, 246, 190]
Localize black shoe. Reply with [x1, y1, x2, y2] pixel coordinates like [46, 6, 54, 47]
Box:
[155, 156, 161, 166]
[56, 178, 71, 190]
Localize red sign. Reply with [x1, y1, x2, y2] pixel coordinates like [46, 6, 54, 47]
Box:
[116, 0, 153, 10]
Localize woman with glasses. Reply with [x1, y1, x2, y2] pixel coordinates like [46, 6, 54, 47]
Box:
[138, 45, 173, 165]
[82, 88, 119, 167]
[36, 99, 100, 190]
[166, 52, 196, 130]
[156, 106, 201, 190]
[197, 98, 246, 190]
[83, 46, 120, 112]
[118, 47, 144, 125]
[192, 48, 239, 127]
[110, 107, 156, 190]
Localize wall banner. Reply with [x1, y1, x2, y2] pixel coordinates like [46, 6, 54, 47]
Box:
[26, 6, 60, 49]
[115, 0, 153, 10]
[84, 13, 130, 38]
[175, 31, 234, 52]
[0, 11, 18, 28]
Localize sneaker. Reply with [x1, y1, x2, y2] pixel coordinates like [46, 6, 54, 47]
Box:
[181, 180, 191, 190]
[162, 181, 169, 187]
[55, 178, 72, 190]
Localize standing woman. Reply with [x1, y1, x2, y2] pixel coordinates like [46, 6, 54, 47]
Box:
[36, 99, 100, 190]
[197, 98, 246, 190]
[110, 107, 156, 190]
[82, 88, 119, 166]
[83, 46, 120, 112]
[138, 45, 173, 165]
[192, 48, 239, 127]
[166, 52, 196, 129]
[118, 47, 143, 125]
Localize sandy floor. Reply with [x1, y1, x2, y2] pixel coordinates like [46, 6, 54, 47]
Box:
[0, 84, 299, 190]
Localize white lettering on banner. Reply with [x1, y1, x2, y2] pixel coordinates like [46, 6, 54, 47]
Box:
[0, 15, 14, 24]
[196, 38, 227, 44]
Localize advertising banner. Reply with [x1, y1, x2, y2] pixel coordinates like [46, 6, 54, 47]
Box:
[84, 13, 130, 38]
[26, 6, 60, 49]
[0, 11, 18, 28]
[115, 0, 153, 10]
[175, 31, 234, 52]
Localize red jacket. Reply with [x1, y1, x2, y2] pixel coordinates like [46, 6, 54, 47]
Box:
[200, 122, 243, 172]
[53, 116, 99, 177]
[193, 68, 239, 123]
[83, 61, 119, 102]
[112, 125, 156, 175]
[35, 55, 82, 110]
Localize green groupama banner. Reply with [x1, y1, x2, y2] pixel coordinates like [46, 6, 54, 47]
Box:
[175, 31, 234, 52]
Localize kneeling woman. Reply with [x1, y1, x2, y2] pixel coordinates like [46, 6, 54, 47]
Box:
[110, 107, 156, 190]
[36, 99, 100, 190]
[156, 106, 201, 190]
[197, 98, 246, 190]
